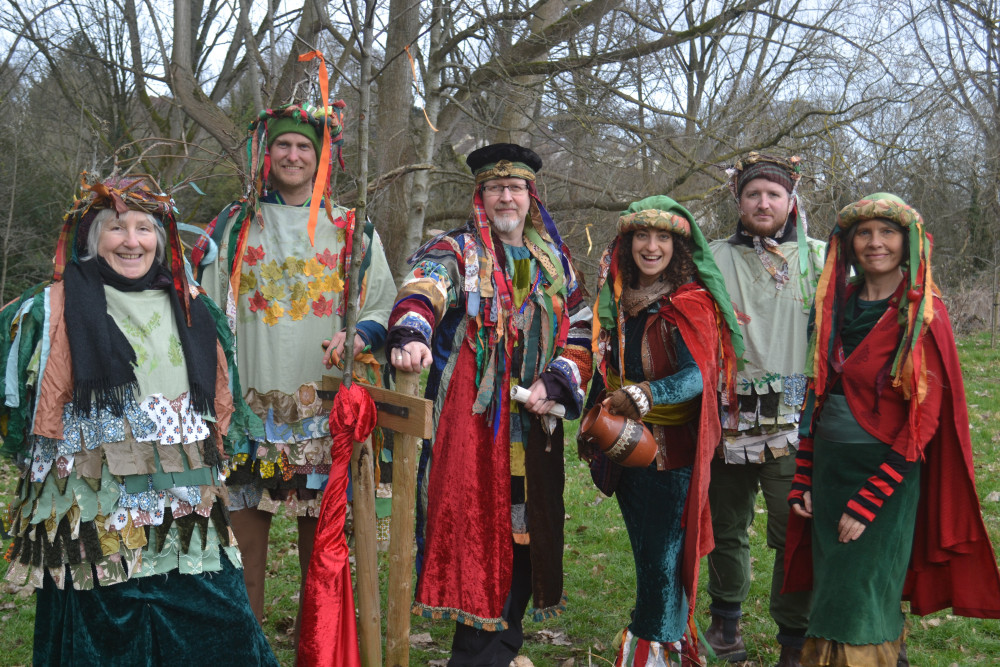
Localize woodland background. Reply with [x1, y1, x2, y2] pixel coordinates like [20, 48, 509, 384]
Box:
[0, 0, 997, 334]
[1, 2, 1000, 665]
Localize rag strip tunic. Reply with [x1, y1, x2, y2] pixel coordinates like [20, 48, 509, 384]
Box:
[388, 209, 593, 630]
[785, 286, 1000, 665]
[0, 280, 276, 665]
[200, 200, 395, 515]
[588, 280, 731, 666]
[709, 237, 825, 458]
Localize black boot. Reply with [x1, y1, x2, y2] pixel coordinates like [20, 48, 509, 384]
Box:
[774, 644, 802, 667]
[703, 611, 747, 662]
[897, 640, 909, 667]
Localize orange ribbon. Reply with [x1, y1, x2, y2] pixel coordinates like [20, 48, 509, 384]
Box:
[298, 50, 332, 247]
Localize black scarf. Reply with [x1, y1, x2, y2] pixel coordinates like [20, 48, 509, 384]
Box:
[63, 258, 218, 418]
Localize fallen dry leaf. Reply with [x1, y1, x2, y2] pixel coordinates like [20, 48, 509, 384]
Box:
[409, 632, 434, 647]
[535, 628, 573, 646]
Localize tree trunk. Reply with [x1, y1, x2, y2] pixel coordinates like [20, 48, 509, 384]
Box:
[405, 0, 449, 260]
[374, 0, 420, 275]
[0, 134, 17, 304]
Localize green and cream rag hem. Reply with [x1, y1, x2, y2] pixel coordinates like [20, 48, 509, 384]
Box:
[411, 591, 567, 632]
[225, 482, 324, 518]
[257, 488, 323, 517]
[6, 511, 241, 591]
[718, 427, 798, 465]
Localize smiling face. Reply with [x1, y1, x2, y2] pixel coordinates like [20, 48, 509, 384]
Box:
[97, 210, 160, 279]
[738, 177, 792, 237]
[852, 218, 905, 279]
[268, 132, 318, 203]
[481, 177, 531, 236]
[631, 227, 674, 287]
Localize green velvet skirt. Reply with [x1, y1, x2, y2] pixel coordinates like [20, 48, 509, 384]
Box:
[615, 462, 691, 642]
[32, 550, 278, 666]
[809, 397, 920, 645]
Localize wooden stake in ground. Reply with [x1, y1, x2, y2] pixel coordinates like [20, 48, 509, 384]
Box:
[383, 368, 424, 667]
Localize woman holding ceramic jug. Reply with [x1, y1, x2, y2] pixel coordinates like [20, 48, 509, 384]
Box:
[578, 196, 742, 666]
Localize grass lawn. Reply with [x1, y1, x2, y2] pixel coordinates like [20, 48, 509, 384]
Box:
[2, 330, 1000, 666]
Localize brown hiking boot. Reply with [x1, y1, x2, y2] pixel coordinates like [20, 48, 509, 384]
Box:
[774, 644, 802, 667]
[703, 613, 747, 663]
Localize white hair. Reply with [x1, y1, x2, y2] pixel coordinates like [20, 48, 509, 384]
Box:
[83, 208, 166, 264]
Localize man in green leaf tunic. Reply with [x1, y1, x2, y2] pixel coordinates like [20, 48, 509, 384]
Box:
[196, 102, 395, 649]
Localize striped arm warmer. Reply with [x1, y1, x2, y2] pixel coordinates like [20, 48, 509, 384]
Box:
[788, 437, 814, 507]
[844, 449, 915, 525]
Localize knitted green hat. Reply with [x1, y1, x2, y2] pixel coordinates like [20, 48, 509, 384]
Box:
[265, 115, 322, 156]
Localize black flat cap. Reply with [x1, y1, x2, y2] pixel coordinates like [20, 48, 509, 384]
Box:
[466, 143, 543, 179]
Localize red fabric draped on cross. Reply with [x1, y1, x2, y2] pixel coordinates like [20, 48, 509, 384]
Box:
[296, 382, 377, 667]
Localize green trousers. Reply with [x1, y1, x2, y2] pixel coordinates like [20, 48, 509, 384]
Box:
[706, 451, 811, 633]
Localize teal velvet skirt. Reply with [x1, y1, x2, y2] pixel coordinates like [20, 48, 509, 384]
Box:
[809, 398, 920, 645]
[32, 550, 278, 666]
[615, 462, 691, 642]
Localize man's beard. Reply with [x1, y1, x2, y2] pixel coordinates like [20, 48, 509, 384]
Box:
[491, 211, 522, 233]
[739, 209, 788, 237]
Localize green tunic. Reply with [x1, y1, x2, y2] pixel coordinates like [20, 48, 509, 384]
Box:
[808, 296, 921, 645]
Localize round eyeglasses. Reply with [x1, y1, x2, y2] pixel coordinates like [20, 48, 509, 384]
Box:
[481, 184, 528, 195]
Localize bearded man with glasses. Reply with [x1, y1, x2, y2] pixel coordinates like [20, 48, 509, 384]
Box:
[385, 143, 593, 666]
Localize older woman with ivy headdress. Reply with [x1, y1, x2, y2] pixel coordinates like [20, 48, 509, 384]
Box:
[785, 193, 1000, 666]
[0, 174, 277, 665]
[580, 195, 742, 666]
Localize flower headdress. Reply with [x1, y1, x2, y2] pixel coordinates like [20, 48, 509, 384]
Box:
[53, 173, 193, 321]
[248, 100, 347, 244]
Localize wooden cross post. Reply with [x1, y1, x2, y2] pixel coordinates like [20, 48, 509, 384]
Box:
[321, 373, 432, 667]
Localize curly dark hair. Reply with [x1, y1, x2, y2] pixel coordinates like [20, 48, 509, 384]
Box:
[617, 229, 696, 289]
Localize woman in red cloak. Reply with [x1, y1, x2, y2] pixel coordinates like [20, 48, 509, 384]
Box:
[581, 196, 742, 666]
[786, 193, 1000, 666]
